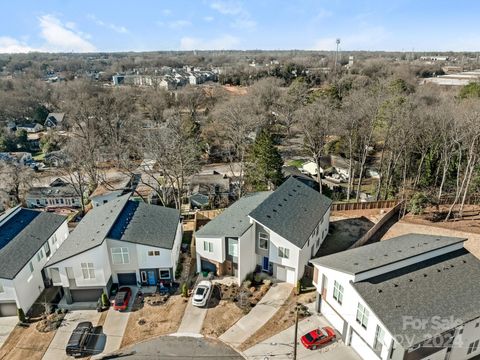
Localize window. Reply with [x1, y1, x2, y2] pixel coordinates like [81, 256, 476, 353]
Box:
[333, 281, 344, 305]
[356, 303, 369, 329]
[316, 238, 320, 248]
[228, 239, 238, 257]
[111, 247, 130, 264]
[29, 261, 34, 273]
[258, 232, 268, 250]
[81, 263, 95, 279]
[468, 340, 480, 354]
[148, 250, 160, 256]
[37, 249, 44, 262]
[36, 199, 40, 205]
[278, 246, 290, 259]
[43, 242, 51, 257]
[52, 234, 57, 244]
[60, 198, 64, 204]
[476, 323, 479, 328]
[0, 284, 4, 293]
[373, 326, 385, 354]
[203, 241, 213, 253]
[159, 270, 170, 279]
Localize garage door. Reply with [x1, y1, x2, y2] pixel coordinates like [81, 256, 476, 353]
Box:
[0, 302, 17, 317]
[201, 259, 217, 274]
[276, 265, 286, 281]
[286, 268, 296, 284]
[117, 272, 137, 286]
[71, 289, 103, 303]
[350, 330, 379, 360]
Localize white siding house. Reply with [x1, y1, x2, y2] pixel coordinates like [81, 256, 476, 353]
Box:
[311, 234, 480, 360]
[45, 194, 182, 304]
[195, 177, 332, 285]
[0, 206, 68, 315]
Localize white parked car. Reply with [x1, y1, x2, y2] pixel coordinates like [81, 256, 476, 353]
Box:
[192, 280, 212, 307]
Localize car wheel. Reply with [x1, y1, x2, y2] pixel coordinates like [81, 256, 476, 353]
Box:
[311, 345, 317, 350]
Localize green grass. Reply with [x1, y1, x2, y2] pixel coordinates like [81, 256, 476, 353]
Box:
[287, 159, 305, 168]
[32, 151, 45, 161]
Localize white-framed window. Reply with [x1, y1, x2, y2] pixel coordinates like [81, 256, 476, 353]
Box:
[333, 281, 344, 305]
[228, 239, 238, 257]
[159, 269, 170, 279]
[29, 261, 34, 273]
[258, 232, 268, 250]
[148, 250, 160, 256]
[52, 234, 57, 244]
[373, 325, 385, 354]
[203, 241, 213, 253]
[37, 249, 44, 262]
[278, 246, 290, 259]
[111, 247, 130, 264]
[316, 238, 320, 248]
[43, 242, 51, 256]
[468, 340, 479, 354]
[0, 284, 4, 293]
[81, 262, 95, 279]
[356, 303, 369, 329]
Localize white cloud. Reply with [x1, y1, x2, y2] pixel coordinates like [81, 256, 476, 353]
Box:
[210, 0, 256, 30]
[162, 9, 172, 16]
[168, 20, 192, 29]
[180, 34, 240, 50]
[203, 16, 215, 22]
[87, 14, 128, 34]
[314, 9, 333, 20]
[312, 26, 389, 51]
[0, 37, 38, 53]
[39, 14, 96, 52]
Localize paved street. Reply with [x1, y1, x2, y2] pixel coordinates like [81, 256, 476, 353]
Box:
[243, 313, 360, 360]
[107, 335, 244, 359]
[220, 282, 292, 348]
[42, 310, 102, 360]
[175, 298, 207, 336]
[0, 316, 17, 349]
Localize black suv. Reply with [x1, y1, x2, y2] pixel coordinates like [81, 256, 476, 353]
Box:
[66, 321, 94, 357]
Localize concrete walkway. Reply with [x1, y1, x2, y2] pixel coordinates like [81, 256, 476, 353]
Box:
[175, 299, 207, 336]
[43, 310, 101, 360]
[0, 316, 18, 349]
[220, 282, 292, 348]
[243, 312, 361, 360]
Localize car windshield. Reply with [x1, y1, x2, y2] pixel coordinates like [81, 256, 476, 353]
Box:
[115, 292, 127, 305]
[196, 287, 206, 296]
[317, 329, 327, 338]
[305, 333, 315, 342]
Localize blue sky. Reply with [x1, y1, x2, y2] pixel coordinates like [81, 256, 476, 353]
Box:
[0, 0, 479, 53]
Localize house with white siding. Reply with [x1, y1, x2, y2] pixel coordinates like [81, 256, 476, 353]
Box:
[45, 194, 182, 304]
[0, 206, 68, 316]
[311, 234, 480, 360]
[195, 177, 332, 285]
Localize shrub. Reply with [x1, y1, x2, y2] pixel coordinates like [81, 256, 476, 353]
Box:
[175, 262, 183, 279]
[181, 283, 188, 297]
[408, 192, 432, 215]
[101, 292, 109, 307]
[295, 280, 302, 295]
[17, 308, 26, 323]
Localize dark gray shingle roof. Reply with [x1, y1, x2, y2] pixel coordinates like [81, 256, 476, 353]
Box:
[195, 192, 272, 238]
[0, 208, 66, 279]
[310, 234, 466, 274]
[353, 249, 480, 347]
[249, 177, 332, 248]
[26, 184, 80, 198]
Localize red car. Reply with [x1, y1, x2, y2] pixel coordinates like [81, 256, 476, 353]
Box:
[301, 326, 336, 350]
[113, 287, 132, 311]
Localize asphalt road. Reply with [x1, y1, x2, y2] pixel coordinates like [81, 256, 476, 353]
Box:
[104, 336, 244, 359]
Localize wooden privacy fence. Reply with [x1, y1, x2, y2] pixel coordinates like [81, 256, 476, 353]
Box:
[182, 208, 224, 232]
[331, 200, 398, 212]
[348, 201, 405, 250]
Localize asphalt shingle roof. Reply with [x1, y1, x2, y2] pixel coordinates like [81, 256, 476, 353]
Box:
[195, 192, 272, 238]
[353, 248, 480, 347]
[46, 194, 180, 266]
[249, 177, 332, 248]
[0, 208, 66, 279]
[310, 234, 466, 274]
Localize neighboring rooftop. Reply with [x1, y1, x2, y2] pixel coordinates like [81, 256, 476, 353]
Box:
[26, 184, 79, 198]
[196, 192, 272, 238]
[310, 234, 466, 275]
[0, 208, 66, 279]
[249, 177, 332, 248]
[354, 248, 480, 347]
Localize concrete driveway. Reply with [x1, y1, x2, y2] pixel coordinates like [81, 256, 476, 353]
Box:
[42, 310, 101, 360]
[0, 316, 18, 349]
[175, 299, 207, 336]
[243, 314, 361, 360]
[220, 282, 292, 348]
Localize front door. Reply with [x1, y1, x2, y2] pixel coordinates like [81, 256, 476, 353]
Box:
[147, 270, 156, 285]
[262, 256, 269, 271]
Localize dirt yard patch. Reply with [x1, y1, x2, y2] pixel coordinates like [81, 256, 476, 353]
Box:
[201, 300, 245, 338]
[121, 294, 188, 348]
[0, 324, 56, 360]
[238, 290, 314, 351]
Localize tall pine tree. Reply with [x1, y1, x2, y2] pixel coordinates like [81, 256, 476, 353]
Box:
[245, 129, 284, 191]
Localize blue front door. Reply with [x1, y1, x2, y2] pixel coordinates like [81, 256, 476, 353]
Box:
[147, 270, 156, 285]
[263, 256, 269, 271]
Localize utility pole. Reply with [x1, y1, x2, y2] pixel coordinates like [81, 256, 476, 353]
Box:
[334, 38, 341, 73]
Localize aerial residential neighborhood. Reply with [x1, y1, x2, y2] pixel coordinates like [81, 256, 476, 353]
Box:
[1, 1, 480, 360]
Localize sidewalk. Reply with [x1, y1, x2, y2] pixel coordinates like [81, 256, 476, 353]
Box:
[220, 282, 292, 348]
[243, 313, 361, 360]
